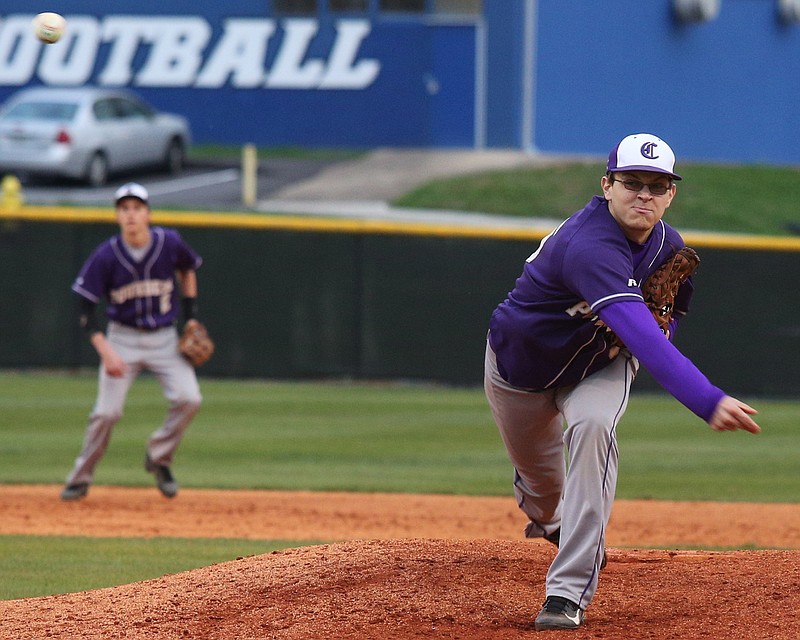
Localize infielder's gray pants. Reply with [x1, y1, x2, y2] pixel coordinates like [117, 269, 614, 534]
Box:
[66, 323, 202, 486]
[484, 341, 637, 610]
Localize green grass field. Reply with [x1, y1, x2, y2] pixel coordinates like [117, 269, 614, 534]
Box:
[6, 154, 797, 601]
[193, 146, 800, 236]
[3, 371, 792, 499]
[1, 370, 797, 600]
[393, 162, 800, 236]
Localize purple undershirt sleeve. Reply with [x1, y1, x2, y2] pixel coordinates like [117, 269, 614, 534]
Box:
[597, 301, 725, 422]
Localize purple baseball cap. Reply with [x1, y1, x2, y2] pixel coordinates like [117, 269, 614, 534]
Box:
[114, 182, 149, 205]
[607, 133, 682, 180]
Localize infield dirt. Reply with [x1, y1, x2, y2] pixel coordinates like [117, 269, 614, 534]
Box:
[1, 485, 798, 639]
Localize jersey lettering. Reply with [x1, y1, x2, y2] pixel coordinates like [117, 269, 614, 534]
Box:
[565, 300, 614, 338]
[565, 301, 592, 318]
[110, 279, 174, 314]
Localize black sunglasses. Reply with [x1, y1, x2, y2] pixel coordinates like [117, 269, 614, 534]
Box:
[611, 177, 671, 197]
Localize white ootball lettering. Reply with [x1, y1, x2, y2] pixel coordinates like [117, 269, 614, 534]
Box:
[196, 19, 276, 88]
[267, 19, 325, 88]
[0, 15, 41, 83]
[110, 279, 174, 315]
[136, 17, 212, 87]
[320, 20, 380, 89]
[39, 17, 101, 85]
[0, 14, 380, 90]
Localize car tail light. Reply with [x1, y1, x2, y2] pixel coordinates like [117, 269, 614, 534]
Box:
[55, 129, 71, 144]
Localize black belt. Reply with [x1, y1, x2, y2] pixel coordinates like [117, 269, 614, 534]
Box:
[120, 324, 171, 333]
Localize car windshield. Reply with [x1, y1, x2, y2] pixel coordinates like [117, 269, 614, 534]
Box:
[3, 101, 78, 121]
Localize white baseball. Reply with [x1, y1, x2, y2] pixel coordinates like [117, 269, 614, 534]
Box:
[32, 12, 66, 44]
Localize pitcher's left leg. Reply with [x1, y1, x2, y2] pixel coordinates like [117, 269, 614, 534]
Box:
[545, 355, 637, 609]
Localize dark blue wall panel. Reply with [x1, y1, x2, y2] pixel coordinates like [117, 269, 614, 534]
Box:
[4, 2, 800, 163]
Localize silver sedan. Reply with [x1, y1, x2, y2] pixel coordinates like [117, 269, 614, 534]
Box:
[0, 87, 191, 186]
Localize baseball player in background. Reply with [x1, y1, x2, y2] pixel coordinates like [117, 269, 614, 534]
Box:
[60, 183, 204, 501]
[483, 133, 761, 631]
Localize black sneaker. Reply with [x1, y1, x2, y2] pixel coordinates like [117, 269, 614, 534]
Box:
[60, 483, 89, 501]
[145, 455, 178, 498]
[544, 527, 607, 570]
[534, 596, 585, 631]
[544, 528, 561, 547]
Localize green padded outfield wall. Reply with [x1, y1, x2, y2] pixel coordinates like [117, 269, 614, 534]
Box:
[1, 209, 798, 397]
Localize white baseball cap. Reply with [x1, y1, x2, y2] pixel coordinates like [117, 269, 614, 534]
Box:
[606, 133, 682, 180]
[114, 182, 149, 205]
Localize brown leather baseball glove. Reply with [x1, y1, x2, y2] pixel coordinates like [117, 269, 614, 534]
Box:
[641, 246, 700, 335]
[179, 319, 215, 367]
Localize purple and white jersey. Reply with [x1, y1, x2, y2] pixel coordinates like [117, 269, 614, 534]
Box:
[72, 227, 202, 330]
[489, 195, 691, 390]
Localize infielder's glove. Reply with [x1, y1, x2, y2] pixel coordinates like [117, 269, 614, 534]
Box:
[641, 246, 700, 335]
[179, 319, 215, 367]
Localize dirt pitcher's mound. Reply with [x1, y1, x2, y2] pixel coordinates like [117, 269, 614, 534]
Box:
[2, 487, 800, 639]
[1, 539, 799, 640]
[2, 485, 800, 548]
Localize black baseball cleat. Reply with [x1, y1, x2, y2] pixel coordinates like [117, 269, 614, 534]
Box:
[544, 527, 608, 570]
[145, 454, 178, 498]
[534, 596, 585, 631]
[60, 483, 89, 501]
[544, 528, 561, 547]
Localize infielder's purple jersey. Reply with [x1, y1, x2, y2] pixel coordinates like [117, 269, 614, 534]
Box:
[489, 195, 691, 390]
[72, 227, 202, 330]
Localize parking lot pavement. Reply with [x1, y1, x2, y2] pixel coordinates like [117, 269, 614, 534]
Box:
[10, 149, 586, 225]
[265, 148, 555, 202]
[12, 155, 340, 209]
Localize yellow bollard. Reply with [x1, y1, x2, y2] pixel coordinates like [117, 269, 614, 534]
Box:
[1, 174, 23, 210]
[241, 144, 257, 207]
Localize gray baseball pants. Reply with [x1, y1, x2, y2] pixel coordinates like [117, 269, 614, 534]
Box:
[65, 322, 202, 486]
[484, 340, 638, 610]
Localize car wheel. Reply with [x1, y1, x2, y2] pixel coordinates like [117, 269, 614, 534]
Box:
[84, 152, 109, 187]
[164, 138, 185, 175]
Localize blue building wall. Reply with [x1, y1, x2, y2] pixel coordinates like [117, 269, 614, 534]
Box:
[2, 1, 800, 164]
[483, 0, 528, 148]
[0, 2, 481, 147]
[531, 0, 800, 164]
